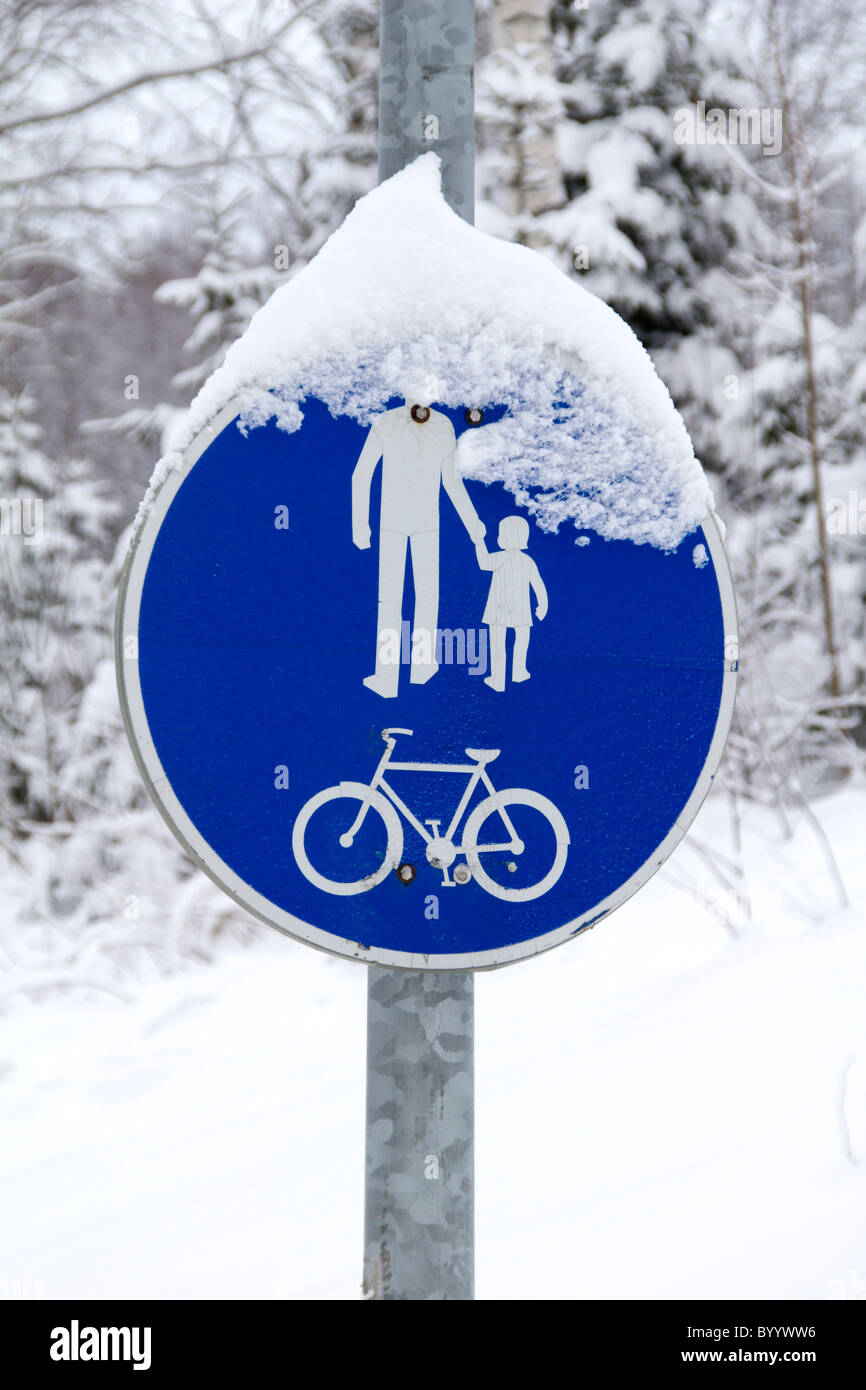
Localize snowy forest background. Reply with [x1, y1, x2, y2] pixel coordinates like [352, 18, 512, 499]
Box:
[2, 0, 866, 1300]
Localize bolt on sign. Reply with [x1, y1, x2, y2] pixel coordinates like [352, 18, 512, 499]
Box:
[117, 157, 737, 971]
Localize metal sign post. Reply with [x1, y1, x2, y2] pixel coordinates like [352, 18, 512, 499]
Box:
[362, 0, 477, 1303]
[378, 0, 475, 218]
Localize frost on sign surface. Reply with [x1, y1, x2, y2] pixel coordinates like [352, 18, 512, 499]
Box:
[153, 154, 713, 552]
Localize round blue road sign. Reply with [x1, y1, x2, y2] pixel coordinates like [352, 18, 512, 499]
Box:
[117, 390, 737, 970]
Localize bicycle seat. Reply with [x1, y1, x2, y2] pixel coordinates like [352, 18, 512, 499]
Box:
[465, 748, 500, 763]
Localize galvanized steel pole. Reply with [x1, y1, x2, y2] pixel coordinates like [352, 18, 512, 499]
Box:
[362, 0, 476, 1302]
[363, 969, 474, 1299]
[377, 0, 475, 220]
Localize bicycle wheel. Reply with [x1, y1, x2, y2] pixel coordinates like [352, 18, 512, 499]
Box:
[464, 788, 569, 902]
[292, 782, 403, 896]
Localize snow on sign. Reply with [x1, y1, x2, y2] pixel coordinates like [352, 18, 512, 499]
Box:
[116, 156, 737, 970]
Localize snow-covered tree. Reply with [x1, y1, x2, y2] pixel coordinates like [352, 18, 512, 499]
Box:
[87, 188, 281, 461]
[537, 0, 760, 477]
[0, 389, 115, 833]
[477, 0, 565, 244]
[714, 0, 866, 795]
[294, 0, 379, 259]
[0, 386, 253, 995]
[156, 191, 281, 404]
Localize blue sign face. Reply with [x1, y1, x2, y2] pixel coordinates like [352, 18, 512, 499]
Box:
[118, 393, 736, 969]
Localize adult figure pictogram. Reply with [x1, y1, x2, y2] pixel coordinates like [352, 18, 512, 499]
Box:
[352, 395, 485, 697]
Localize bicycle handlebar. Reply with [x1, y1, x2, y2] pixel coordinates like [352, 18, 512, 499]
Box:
[382, 727, 413, 742]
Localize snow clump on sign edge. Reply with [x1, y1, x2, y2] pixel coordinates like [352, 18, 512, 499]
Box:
[153, 154, 713, 550]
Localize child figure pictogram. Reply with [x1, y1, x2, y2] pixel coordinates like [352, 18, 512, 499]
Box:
[475, 515, 548, 692]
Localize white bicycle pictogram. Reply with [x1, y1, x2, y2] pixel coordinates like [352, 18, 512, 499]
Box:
[292, 728, 569, 901]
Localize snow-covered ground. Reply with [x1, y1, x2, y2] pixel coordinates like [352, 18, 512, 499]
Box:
[1, 783, 865, 1302]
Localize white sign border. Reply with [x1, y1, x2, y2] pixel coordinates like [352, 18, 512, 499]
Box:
[116, 396, 739, 971]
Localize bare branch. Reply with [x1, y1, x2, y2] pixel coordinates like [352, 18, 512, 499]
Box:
[0, 0, 323, 137]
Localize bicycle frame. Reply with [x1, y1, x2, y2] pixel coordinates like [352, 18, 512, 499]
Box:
[344, 734, 520, 852]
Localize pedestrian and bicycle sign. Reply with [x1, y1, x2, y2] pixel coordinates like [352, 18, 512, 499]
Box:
[117, 384, 737, 970]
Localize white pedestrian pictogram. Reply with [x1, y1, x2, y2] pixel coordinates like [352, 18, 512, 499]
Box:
[352, 396, 485, 698]
[292, 728, 569, 900]
[475, 515, 548, 691]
